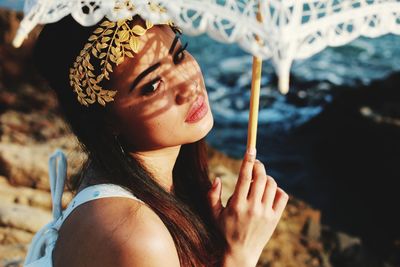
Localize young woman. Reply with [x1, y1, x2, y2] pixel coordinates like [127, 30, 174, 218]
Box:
[30, 13, 289, 267]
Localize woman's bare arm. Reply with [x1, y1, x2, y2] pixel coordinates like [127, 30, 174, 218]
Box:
[109, 201, 181, 267]
[53, 198, 180, 267]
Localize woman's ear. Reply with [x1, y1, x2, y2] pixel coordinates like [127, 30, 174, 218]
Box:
[104, 111, 121, 136]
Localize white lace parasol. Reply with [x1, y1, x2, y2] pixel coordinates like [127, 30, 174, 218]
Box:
[13, 0, 400, 93]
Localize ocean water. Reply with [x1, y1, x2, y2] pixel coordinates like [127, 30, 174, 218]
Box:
[2, 0, 400, 158]
[0, 0, 23, 10]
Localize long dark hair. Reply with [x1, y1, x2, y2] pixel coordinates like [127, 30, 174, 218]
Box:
[33, 15, 226, 266]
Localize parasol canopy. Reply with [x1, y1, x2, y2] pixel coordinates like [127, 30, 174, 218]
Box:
[12, 0, 400, 93]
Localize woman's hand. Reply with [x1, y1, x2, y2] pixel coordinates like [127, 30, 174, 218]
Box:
[208, 149, 289, 267]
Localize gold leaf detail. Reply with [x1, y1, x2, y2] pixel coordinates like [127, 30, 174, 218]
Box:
[125, 51, 134, 58]
[129, 36, 140, 53]
[100, 21, 112, 27]
[116, 56, 124, 65]
[104, 29, 113, 35]
[131, 25, 146, 36]
[101, 37, 111, 43]
[108, 90, 117, 97]
[111, 46, 117, 55]
[98, 97, 106, 106]
[146, 20, 154, 29]
[93, 27, 104, 34]
[88, 35, 97, 41]
[68, 16, 174, 107]
[93, 84, 102, 91]
[117, 20, 125, 27]
[109, 54, 117, 63]
[96, 43, 103, 51]
[103, 95, 114, 102]
[84, 43, 91, 50]
[106, 62, 113, 73]
[118, 30, 130, 42]
[97, 74, 104, 82]
[91, 48, 98, 57]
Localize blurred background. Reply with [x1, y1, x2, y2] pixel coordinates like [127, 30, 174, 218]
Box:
[0, 1, 399, 266]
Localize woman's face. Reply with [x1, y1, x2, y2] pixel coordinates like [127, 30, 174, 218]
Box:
[108, 23, 213, 151]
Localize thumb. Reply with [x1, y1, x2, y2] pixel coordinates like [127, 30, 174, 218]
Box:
[208, 177, 223, 220]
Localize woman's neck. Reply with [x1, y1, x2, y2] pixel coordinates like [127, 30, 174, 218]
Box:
[129, 145, 181, 193]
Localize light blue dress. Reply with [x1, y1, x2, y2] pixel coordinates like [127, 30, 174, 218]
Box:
[23, 149, 144, 267]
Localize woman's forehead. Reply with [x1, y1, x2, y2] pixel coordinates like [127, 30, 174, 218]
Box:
[113, 25, 176, 77]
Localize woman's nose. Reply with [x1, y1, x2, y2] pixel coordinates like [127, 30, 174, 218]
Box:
[175, 80, 199, 105]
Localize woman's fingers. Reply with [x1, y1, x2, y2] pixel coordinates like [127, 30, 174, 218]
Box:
[247, 160, 267, 202]
[272, 187, 289, 215]
[262, 176, 277, 210]
[233, 148, 257, 202]
[207, 177, 223, 220]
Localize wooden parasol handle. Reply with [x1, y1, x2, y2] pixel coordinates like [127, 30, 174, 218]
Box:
[246, 4, 263, 151]
[246, 57, 262, 150]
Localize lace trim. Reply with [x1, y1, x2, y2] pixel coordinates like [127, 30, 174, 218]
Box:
[13, 0, 400, 93]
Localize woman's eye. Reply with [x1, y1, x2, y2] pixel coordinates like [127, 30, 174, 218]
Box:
[173, 42, 188, 65]
[142, 79, 162, 96]
[174, 50, 185, 64]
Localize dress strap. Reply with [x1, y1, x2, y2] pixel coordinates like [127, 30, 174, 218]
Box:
[53, 183, 145, 229]
[48, 149, 67, 221]
[23, 149, 67, 266]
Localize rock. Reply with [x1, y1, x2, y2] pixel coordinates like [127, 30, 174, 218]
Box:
[0, 244, 26, 267]
[0, 83, 58, 114]
[0, 202, 51, 233]
[335, 231, 362, 253]
[0, 7, 23, 45]
[0, 227, 33, 245]
[291, 72, 400, 265]
[0, 8, 42, 88]
[301, 209, 322, 243]
[0, 136, 87, 190]
[256, 198, 329, 267]
[0, 109, 68, 144]
[329, 231, 369, 267]
[0, 176, 72, 210]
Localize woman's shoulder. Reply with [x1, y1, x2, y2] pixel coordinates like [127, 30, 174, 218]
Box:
[52, 191, 180, 267]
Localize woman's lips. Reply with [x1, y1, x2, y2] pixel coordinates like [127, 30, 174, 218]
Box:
[185, 95, 208, 123]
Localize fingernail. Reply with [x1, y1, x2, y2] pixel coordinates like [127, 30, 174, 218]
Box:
[213, 177, 220, 188]
[246, 148, 256, 155]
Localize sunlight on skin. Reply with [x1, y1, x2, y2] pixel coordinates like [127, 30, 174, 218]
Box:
[107, 23, 213, 152]
[113, 30, 202, 119]
[104, 19, 214, 192]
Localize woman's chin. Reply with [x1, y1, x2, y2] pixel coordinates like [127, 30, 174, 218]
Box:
[200, 111, 214, 137]
[186, 111, 214, 142]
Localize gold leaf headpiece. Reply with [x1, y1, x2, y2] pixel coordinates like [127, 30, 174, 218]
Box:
[69, 10, 174, 107]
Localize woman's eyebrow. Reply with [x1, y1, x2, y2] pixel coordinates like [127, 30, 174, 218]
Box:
[130, 62, 161, 92]
[129, 33, 182, 92]
[169, 33, 180, 55]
